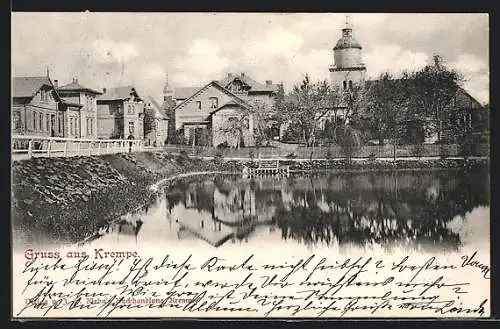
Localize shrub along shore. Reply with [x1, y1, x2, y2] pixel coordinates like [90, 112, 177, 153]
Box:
[12, 151, 488, 244]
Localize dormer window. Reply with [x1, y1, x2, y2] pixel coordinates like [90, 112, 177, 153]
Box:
[343, 81, 347, 90]
[196, 101, 202, 110]
[209, 97, 218, 109]
[349, 80, 353, 90]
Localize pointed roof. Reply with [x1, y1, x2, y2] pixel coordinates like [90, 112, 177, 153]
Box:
[58, 79, 102, 94]
[97, 85, 142, 101]
[174, 80, 252, 112]
[145, 96, 167, 119]
[219, 73, 279, 93]
[12, 76, 52, 98]
[334, 16, 362, 50]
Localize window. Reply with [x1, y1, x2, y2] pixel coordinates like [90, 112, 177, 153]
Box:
[209, 97, 218, 109]
[90, 119, 93, 135]
[129, 121, 135, 134]
[86, 118, 89, 135]
[58, 116, 63, 134]
[342, 81, 347, 90]
[33, 112, 37, 131]
[12, 111, 21, 130]
[128, 105, 133, 114]
[39, 113, 43, 131]
[349, 80, 353, 90]
[196, 101, 202, 110]
[155, 120, 159, 131]
[70, 118, 74, 135]
[46, 114, 50, 132]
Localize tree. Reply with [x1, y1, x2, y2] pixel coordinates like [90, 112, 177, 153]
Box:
[361, 73, 400, 145]
[281, 74, 317, 148]
[409, 55, 463, 143]
[337, 125, 362, 164]
[219, 115, 248, 149]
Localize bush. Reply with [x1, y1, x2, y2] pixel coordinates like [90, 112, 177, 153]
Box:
[459, 135, 476, 159]
[194, 146, 203, 156]
[439, 145, 449, 159]
[324, 148, 333, 160]
[411, 144, 424, 158]
[217, 141, 230, 149]
[214, 150, 224, 165]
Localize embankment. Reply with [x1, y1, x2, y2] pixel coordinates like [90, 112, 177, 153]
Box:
[12, 152, 242, 243]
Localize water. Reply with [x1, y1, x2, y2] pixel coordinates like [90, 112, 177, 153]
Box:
[78, 170, 489, 254]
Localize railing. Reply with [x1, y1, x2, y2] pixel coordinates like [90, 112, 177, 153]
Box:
[11, 135, 160, 160]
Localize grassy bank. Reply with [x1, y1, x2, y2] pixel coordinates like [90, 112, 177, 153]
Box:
[12, 152, 242, 243]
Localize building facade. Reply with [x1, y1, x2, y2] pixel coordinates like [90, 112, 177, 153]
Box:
[56, 78, 102, 139]
[172, 73, 278, 147]
[12, 76, 66, 137]
[144, 96, 169, 146]
[96, 86, 145, 140]
[174, 81, 254, 147]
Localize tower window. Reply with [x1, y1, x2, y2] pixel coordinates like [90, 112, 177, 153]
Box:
[343, 81, 347, 90]
[349, 80, 353, 90]
[196, 101, 202, 110]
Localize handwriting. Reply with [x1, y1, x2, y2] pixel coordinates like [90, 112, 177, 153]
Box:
[461, 251, 490, 279]
[13, 250, 490, 318]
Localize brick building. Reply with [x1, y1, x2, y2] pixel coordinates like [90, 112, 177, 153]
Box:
[144, 96, 169, 146]
[96, 86, 145, 140]
[56, 78, 102, 139]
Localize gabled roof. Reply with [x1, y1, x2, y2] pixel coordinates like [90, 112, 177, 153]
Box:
[174, 80, 252, 112]
[58, 80, 102, 94]
[97, 85, 142, 101]
[12, 76, 52, 98]
[174, 87, 201, 100]
[145, 96, 167, 119]
[209, 99, 252, 117]
[218, 73, 279, 93]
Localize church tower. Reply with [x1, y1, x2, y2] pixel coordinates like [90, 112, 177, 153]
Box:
[329, 16, 366, 91]
[163, 73, 174, 102]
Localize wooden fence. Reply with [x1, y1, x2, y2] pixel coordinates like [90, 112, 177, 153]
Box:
[11, 135, 162, 160]
[163, 143, 489, 159]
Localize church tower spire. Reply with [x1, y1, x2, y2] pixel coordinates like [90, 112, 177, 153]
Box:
[163, 73, 173, 102]
[329, 15, 366, 91]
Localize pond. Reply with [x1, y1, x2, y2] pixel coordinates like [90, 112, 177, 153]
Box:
[78, 169, 490, 254]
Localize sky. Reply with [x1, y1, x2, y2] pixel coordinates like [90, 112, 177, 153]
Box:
[12, 12, 489, 104]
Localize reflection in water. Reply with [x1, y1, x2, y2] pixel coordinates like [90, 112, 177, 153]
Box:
[67, 170, 489, 252]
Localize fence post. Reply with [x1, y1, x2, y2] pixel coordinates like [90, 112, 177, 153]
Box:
[77, 141, 81, 156]
[47, 140, 52, 157]
[107, 142, 110, 154]
[28, 139, 33, 159]
[64, 141, 68, 157]
[97, 142, 101, 155]
[89, 142, 93, 156]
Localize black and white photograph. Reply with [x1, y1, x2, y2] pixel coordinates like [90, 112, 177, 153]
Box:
[11, 12, 490, 318]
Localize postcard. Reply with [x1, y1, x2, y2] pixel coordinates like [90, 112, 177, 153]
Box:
[11, 12, 490, 319]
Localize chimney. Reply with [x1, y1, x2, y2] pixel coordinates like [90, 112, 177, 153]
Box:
[266, 80, 272, 86]
[102, 87, 107, 94]
[228, 73, 233, 78]
[241, 73, 245, 78]
[54, 79, 58, 88]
